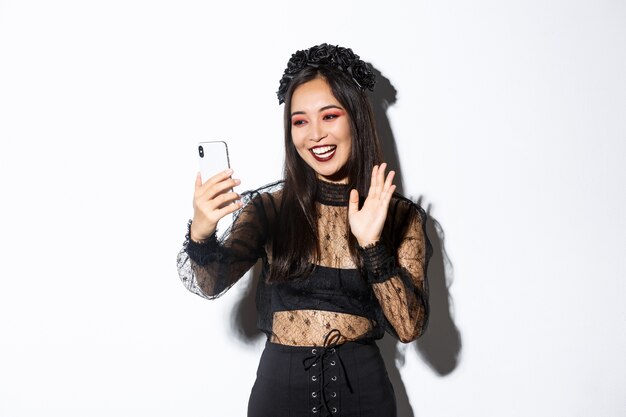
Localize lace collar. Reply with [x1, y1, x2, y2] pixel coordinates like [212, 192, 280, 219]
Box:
[316, 179, 350, 207]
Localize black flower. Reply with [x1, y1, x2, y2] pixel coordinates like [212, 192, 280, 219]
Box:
[286, 50, 308, 75]
[277, 77, 291, 104]
[334, 47, 357, 69]
[307, 43, 331, 64]
[351, 61, 376, 91]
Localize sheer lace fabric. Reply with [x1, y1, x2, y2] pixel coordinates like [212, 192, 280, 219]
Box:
[270, 310, 372, 346]
[316, 204, 357, 269]
[177, 180, 431, 346]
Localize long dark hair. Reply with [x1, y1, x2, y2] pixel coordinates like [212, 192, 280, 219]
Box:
[267, 66, 383, 283]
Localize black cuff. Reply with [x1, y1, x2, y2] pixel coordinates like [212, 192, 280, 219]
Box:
[358, 241, 397, 284]
[184, 220, 220, 266]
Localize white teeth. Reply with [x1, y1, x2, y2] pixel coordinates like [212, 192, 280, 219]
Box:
[311, 145, 336, 155]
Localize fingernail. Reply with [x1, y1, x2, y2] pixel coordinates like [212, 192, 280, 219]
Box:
[226, 168, 233, 174]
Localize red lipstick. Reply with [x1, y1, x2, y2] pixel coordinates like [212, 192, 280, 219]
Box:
[310, 145, 337, 162]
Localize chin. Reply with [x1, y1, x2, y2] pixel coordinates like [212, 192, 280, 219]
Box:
[316, 167, 348, 183]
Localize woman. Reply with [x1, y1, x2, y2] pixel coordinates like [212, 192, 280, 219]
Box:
[177, 44, 431, 417]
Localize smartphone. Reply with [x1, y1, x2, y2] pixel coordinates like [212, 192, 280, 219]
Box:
[198, 141, 231, 183]
[197, 141, 235, 224]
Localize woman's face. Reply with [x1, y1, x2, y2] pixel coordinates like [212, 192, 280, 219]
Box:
[290, 77, 352, 184]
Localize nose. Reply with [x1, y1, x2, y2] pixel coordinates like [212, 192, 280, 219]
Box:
[309, 120, 327, 142]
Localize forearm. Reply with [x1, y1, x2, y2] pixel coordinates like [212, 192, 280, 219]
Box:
[178, 218, 261, 299]
[360, 241, 428, 343]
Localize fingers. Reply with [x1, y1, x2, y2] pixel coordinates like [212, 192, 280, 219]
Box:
[368, 163, 394, 200]
[348, 189, 359, 217]
[195, 188, 242, 215]
[195, 169, 240, 201]
[208, 177, 241, 200]
[381, 170, 396, 199]
[368, 164, 379, 197]
[193, 168, 242, 213]
[201, 168, 234, 191]
[376, 162, 386, 193]
[210, 190, 242, 210]
[213, 199, 244, 219]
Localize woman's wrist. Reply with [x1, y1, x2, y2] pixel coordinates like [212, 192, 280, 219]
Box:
[189, 220, 216, 244]
[184, 223, 220, 266]
[356, 235, 381, 248]
[358, 241, 397, 283]
[358, 240, 377, 248]
[190, 230, 208, 244]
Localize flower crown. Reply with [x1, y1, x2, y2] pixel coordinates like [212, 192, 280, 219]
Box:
[276, 43, 376, 104]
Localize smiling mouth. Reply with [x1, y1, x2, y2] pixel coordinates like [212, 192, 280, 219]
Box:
[310, 145, 337, 162]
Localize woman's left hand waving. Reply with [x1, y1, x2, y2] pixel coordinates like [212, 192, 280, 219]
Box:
[348, 163, 396, 247]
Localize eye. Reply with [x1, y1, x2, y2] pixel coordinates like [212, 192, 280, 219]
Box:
[292, 119, 306, 126]
[323, 113, 340, 120]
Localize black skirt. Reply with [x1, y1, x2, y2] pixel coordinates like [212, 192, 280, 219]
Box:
[248, 338, 396, 417]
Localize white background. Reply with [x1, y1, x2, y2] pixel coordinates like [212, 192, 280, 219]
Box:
[1, 1, 624, 416]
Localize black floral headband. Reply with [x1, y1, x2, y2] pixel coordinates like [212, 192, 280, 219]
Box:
[276, 43, 376, 104]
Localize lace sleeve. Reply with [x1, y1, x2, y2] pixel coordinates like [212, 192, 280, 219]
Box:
[358, 199, 431, 343]
[176, 185, 278, 299]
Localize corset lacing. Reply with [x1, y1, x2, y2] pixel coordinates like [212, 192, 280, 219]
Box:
[302, 329, 353, 415]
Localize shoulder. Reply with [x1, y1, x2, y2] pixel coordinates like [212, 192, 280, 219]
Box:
[241, 180, 283, 205]
[389, 193, 427, 223]
[236, 180, 284, 219]
[386, 194, 431, 254]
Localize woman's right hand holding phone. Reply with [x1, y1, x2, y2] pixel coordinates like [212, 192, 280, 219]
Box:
[190, 169, 242, 243]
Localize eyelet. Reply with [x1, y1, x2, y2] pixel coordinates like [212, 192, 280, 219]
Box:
[312, 406, 318, 413]
[330, 348, 336, 353]
[331, 376, 337, 381]
[332, 407, 338, 413]
[331, 391, 337, 397]
[330, 360, 336, 366]
[312, 392, 317, 398]
[312, 348, 317, 354]
[312, 376, 317, 381]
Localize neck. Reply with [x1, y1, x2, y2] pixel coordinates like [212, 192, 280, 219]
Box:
[315, 165, 349, 184]
[316, 174, 348, 184]
[315, 178, 350, 206]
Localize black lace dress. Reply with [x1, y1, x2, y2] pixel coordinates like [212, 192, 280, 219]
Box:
[177, 179, 431, 417]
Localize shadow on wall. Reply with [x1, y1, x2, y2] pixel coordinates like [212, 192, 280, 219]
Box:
[369, 67, 463, 416]
[230, 65, 462, 417]
[231, 260, 265, 346]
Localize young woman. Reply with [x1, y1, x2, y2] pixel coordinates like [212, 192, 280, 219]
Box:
[177, 44, 431, 417]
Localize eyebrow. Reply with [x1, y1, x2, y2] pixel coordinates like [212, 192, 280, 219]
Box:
[291, 105, 344, 117]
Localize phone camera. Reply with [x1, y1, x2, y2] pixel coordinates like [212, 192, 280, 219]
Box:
[198, 145, 204, 158]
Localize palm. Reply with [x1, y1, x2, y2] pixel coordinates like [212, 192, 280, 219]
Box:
[348, 164, 396, 247]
